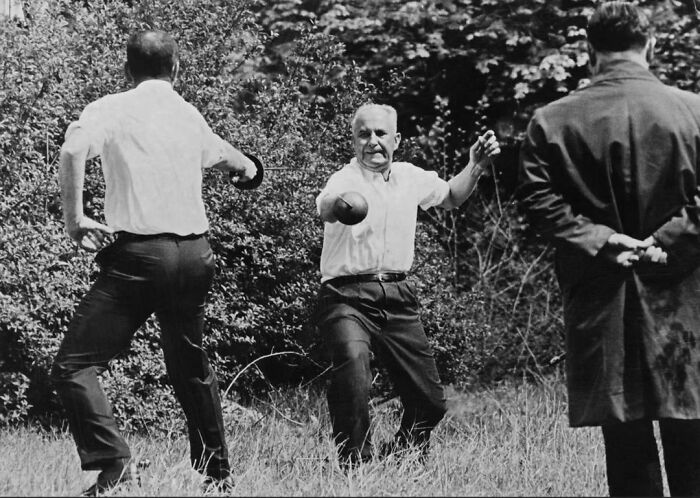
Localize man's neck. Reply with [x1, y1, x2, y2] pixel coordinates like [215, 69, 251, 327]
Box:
[592, 50, 649, 75]
[356, 159, 392, 181]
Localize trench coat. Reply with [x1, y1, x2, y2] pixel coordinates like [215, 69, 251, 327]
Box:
[518, 59, 700, 427]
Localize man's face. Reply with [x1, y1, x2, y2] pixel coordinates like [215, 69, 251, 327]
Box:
[352, 109, 401, 173]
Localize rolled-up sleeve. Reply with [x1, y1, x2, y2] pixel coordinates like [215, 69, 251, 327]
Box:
[415, 168, 450, 210]
[64, 100, 109, 160]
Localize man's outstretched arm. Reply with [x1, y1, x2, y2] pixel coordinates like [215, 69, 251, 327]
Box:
[210, 141, 258, 183]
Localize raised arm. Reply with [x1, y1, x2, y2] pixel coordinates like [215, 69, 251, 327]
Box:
[440, 130, 500, 210]
[318, 193, 340, 223]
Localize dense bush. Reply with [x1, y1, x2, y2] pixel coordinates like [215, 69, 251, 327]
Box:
[257, 0, 700, 142]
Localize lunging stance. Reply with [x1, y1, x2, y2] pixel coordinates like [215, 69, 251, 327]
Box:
[316, 103, 500, 465]
[51, 30, 260, 495]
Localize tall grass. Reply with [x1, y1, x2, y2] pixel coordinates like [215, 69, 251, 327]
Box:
[0, 373, 612, 496]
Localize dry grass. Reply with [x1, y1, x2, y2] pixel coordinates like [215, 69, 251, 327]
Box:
[0, 373, 610, 496]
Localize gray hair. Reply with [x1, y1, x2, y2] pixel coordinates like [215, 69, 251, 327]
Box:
[351, 104, 398, 132]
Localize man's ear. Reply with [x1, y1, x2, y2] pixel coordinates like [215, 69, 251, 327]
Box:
[171, 59, 180, 84]
[394, 132, 402, 148]
[645, 36, 656, 65]
[124, 62, 133, 84]
[586, 42, 598, 71]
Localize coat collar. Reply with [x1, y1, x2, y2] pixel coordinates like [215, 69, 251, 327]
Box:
[589, 59, 660, 85]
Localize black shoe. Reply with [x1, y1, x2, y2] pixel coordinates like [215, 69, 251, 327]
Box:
[202, 475, 235, 494]
[81, 458, 138, 496]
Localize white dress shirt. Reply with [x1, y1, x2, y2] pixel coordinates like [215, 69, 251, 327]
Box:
[64, 79, 227, 235]
[316, 158, 450, 281]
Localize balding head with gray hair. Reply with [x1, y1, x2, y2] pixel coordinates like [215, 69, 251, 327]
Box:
[351, 104, 398, 134]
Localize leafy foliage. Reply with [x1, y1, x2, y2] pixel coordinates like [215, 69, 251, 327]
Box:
[258, 0, 700, 145]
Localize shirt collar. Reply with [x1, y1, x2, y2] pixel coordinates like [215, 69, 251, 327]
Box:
[589, 59, 660, 86]
[135, 79, 174, 90]
[350, 157, 392, 182]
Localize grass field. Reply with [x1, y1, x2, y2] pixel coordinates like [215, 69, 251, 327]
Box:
[0, 372, 615, 496]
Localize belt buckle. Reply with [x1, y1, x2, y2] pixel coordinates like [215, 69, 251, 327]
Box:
[377, 273, 390, 282]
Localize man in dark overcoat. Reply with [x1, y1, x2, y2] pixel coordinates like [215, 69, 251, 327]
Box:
[519, 2, 700, 496]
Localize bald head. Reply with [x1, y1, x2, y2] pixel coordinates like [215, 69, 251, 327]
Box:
[126, 30, 179, 81]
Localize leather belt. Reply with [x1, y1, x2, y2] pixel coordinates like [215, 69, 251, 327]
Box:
[324, 272, 407, 287]
[116, 231, 207, 242]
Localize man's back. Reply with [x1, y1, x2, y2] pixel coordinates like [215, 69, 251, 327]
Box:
[67, 80, 226, 235]
[530, 59, 700, 240]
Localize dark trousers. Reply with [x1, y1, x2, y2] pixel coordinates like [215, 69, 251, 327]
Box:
[602, 418, 700, 496]
[50, 234, 230, 479]
[317, 279, 447, 462]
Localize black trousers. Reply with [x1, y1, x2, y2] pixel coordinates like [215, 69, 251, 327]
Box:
[50, 234, 230, 479]
[317, 278, 447, 462]
[602, 418, 700, 496]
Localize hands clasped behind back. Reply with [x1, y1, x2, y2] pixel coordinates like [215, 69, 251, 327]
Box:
[600, 232, 668, 268]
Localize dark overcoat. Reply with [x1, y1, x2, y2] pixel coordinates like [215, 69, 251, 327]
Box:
[519, 59, 700, 427]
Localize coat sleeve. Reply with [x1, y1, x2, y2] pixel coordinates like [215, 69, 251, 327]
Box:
[517, 111, 615, 257]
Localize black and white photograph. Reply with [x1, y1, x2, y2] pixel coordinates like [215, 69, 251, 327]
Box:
[1, 0, 700, 496]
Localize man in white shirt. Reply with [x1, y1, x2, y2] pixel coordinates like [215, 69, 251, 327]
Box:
[316, 103, 500, 465]
[50, 30, 259, 495]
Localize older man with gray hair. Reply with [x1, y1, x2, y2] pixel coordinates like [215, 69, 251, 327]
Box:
[315, 103, 500, 466]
